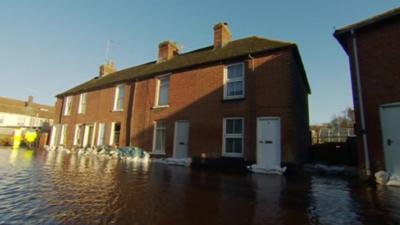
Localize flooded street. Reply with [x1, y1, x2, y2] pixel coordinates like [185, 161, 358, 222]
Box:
[0, 148, 399, 225]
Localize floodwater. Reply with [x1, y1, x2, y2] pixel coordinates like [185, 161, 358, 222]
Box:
[0, 148, 399, 225]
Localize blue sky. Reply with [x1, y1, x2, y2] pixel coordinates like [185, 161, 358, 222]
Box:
[0, 0, 398, 124]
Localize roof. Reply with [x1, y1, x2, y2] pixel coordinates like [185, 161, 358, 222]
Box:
[0, 96, 54, 119]
[334, 7, 400, 47]
[57, 36, 310, 97]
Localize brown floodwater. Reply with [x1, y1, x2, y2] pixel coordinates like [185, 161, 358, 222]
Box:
[0, 148, 399, 225]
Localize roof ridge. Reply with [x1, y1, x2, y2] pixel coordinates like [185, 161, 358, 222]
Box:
[57, 35, 294, 97]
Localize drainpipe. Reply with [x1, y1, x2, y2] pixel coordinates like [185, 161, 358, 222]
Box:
[248, 54, 255, 71]
[350, 29, 371, 177]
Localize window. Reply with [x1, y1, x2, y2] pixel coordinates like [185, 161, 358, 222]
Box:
[0, 116, 3, 124]
[156, 76, 170, 106]
[153, 121, 167, 153]
[97, 123, 106, 146]
[223, 118, 244, 157]
[59, 124, 68, 145]
[113, 84, 125, 111]
[64, 96, 73, 116]
[110, 122, 121, 146]
[224, 63, 244, 99]
[78, 93, 87, 114]
[74, 124, 84, 146]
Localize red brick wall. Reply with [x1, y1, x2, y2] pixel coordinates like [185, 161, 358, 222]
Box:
[54, 48, 310, 164]
[55, 83, 133, 147]
[130, 48, 309, 163]
[344, 19, 400, 173]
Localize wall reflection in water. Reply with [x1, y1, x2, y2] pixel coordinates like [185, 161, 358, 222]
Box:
[0, 148, 400, 225]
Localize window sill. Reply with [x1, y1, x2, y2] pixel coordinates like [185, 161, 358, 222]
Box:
[222, 97, 245, 102]
[112, 109, 124, 112]
[222, 153, 244, 158]
[152, 105, 169, 109]
[150, 151, 166, 155]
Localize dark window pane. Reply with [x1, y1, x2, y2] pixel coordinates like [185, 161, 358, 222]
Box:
[226, 138, 235, 153]
[226, 119, 234, 133]
[234, 119, 242, 133]
[234, 138, 242, 153]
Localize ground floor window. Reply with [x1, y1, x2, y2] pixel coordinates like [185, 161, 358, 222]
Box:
[97, 123, 106, 146]
[74, 124, 84, 146]
[59, 124, 68, 145]
[153, 121, 167, 153]
[110, 122, 121, 146]
[223, 117, 244, 157]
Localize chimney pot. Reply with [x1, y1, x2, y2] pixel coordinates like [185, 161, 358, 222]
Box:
[213, 22, 232, 48]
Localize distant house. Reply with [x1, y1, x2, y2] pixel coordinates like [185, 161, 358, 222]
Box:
[334, 7, 400, 177]
[0, 96, 54, 144]
[52, 23, 311, 168]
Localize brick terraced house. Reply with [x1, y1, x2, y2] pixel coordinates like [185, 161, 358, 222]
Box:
[334, 7, 400, 177]
[52, 23, 311, 167]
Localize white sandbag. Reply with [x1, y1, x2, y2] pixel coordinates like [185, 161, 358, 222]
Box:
[375, 170, 390, 185]
[248, 164, 286, 175]
[387, 174, 400, 187]
[152, 157, 192, 167]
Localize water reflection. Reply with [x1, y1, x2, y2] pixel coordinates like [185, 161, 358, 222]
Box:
[0, 148, 399, 225]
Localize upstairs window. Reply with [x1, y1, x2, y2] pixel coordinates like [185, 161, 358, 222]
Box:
[78, 93, 87, 114]
[224, 63, 245, 99]
[64, 96, 73, 116]
[156, 76, 170, 106]
[113, 84, 125, 111]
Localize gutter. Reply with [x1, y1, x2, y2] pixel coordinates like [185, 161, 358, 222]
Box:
[350, 29, 371, 176]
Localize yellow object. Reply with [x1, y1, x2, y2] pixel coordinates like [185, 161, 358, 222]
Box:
[13, 128, 22, 149]
[25, 129, 38, 143]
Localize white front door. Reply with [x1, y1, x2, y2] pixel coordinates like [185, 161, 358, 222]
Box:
[381, 104, 400, 175]
[174, 121, 189, 158]
[257, 117, 281, 169]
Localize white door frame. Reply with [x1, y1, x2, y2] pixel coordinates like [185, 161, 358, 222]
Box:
[83, 123, 95, 147]
[256, 116, 281, 167]
[173, 120, 189, 158]
[380, 102, 400, 172]
[50, 125, 59, 146]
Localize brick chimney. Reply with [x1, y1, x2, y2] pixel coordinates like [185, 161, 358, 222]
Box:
[158, 41, 180, 62]
[99, 60, 116, 77]
[213, 22, 232, 48]
[25, 96, 33, 107]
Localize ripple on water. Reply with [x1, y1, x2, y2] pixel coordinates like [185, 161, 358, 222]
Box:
[0, 148, 400, 225]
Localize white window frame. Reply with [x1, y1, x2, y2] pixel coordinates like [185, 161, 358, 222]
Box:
[64, 96, 73, 116]
[113, 84, 125, 111]
[59, 124, 68, 145]
[73, 124, 83, 146]
[222, 117, 244, 157]
[154, 74, 170, 108]
[223, 62, 245, 100]
[78, 92, 87, 114]
[109, 122, 121, 146]
[152, 121, 167, 154]
[97, 123, 106, 146]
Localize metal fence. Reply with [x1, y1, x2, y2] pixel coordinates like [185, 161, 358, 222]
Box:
[311, 128, 354, 144]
